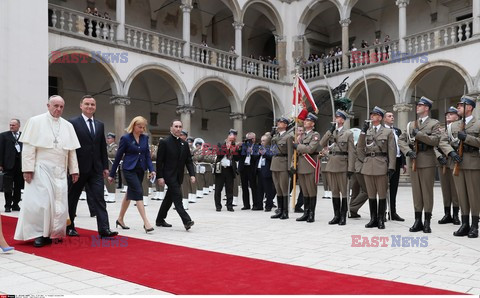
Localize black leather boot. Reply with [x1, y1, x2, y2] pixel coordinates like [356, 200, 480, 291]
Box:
[409, 212, 424, 232]
[296, 197, 309, 222]
[271, 196, 283, 219]
[468, 216, 478, 238]
[452, 207, 461, 225]
[438, 207, 453, 224]
[339, 197, 347, 225]
[280, 196, 289, 220]
[307, 197, 317, 223]
[423, 212, 432, 233]
[365, 199, 378, 228]
[390, 194, 405, 221]
[328, 198, 341, 224]
[453, 215, 470, 236]
[377, 199, 386, 229]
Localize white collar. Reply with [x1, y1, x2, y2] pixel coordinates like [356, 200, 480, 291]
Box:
[465, 115, 473, 124]
[384, 124, 392, 129]
[419, 116, 428, 123]
[336, 126, 343, 132]
[82, 113, 94, 122]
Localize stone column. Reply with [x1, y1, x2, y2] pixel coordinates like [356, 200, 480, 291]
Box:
[229, 112, 246, 141]
[473, 0, 480, 36]
[396, 0, 410, 53]
[339, 18, 351, 68]
[176, 105, 195, 133]
[474, 95, 480, 120]
[232, 22, 244, 70]
[110, 96, 131, 139]
[275, 35, 287, 79]
[116, 0, 126, 43]
[181, 3, 193, 58]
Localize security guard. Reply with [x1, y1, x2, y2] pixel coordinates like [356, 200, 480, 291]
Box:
[435, 106, 460, 225]
[439, 96, 480, 238]
[357, 106, 396, 229]
[294, 113, 321, 223]
[398, 96, 441, 233]
[270, 117, 294, 220]
[319, 110, 355, 225]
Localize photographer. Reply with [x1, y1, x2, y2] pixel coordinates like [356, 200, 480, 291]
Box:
[238, 132, 261, 210]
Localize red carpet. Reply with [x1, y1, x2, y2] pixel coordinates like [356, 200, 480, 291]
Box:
[2, 216, 462, 295]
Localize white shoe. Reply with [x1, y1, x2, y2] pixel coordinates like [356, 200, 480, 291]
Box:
[209, 186, 213, 192]
[105, 193, 116, 203]
[188, 193, 197, 203]
[121, 186, 128, 193]
[233, 196, 238, 206]
[196, 190, 203, 198]
[143, 197, 149, 206]
[203, 187, 209, 195]
[183, 199, 189, 210]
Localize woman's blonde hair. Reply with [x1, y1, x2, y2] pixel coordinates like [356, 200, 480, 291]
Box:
[126, 116, 148, 134]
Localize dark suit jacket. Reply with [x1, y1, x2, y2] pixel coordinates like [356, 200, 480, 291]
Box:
[156, 134, 195, 185]
[256, 148, 274, 178]
[238, 142, 260, 173]
[70, 116, 108, 174]
[392, 126, 406, 167]
[0, 131, 22, 170]
[110, 133, 154, 176]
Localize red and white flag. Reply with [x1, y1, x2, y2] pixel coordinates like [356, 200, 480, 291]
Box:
[298, 76, 318, 114]
[291, 76, 318, 120]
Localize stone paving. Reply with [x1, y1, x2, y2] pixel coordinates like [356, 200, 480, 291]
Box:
[1, 185, 479, 295]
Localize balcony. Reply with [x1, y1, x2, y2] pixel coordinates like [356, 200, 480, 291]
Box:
[48, 4, 280, 81]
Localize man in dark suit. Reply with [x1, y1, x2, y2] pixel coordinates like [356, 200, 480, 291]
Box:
[384, 111, 406, 221]
[156, 119, 196, 230]
[0, 119, 24, 212]
[256, 134, 276, 211]
[238, 132, 261, 210]
[67, 95, 118, 238]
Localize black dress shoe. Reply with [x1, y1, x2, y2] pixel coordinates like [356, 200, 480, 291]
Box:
[99, 230, 119, 238]
[5, 208, 11, 213]
[391, 213, 405, 221]
[294, 207, 304, 213]
[227, 207, 234, 212]
[34, 236, 52, 247]
[348, 211, 361, 218]
[265, 207, 272, 212]
[12, 206, 20, 211]
[67, 228, 79, 237]
[184, 220, 194, 231]
[252, 207, 263, 211]
[156, 220, 172, 227]
[241, 207, 251, 210]
[216, 208, 222, 212]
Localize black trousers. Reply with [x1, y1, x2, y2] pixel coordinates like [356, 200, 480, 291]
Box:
[157, 181, 191, 224]
[389, 157, 402, 213]
[257, 171, 276, 209]
[68, 170, 110, 233]
[240, 166, 259, 208]
[214, 167, 234, 210]
[3, 156, 23, 209]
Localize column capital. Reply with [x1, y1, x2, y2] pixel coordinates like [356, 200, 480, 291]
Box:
[229, 112, 246, 120]
[275, 35, 285, 42]
[396, 0, 410, 8]
[180, 4, 193, 13]
[393, 103, 413, 112]
[232, 21, 244, 30]
[176, 104, 195, 114]
[110, 96, 131, 106]
[339, 18, 351, 27]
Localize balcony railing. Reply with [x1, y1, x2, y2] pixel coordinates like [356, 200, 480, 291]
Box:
[190, 43, 238, 71]
[125, 25, 184, 59]
[241, 57, 280, 80]
[49, 4, 118, 42]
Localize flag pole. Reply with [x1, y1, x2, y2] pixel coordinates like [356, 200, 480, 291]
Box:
[292, 70, 299, 210]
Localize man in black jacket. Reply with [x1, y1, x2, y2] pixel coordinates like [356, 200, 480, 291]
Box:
[67, 95, 117, 238]
[238, 132, 261, 210]
[384, 111, 406, 221]
[156, 119, 196, 230]
[0, 119, 24, 212]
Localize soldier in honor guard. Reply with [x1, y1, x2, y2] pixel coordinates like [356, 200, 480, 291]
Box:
[357, 106, 396, 229]
[192, 141, 206, 199]
[104, 132, 117, 201]
[398, 96, 441, 233]
[439, 96, 480, 238]
[270, 117, 294, 220]
[319, 110, 355, 225]
[435, 107, 461, 225]
[293, 113, 321, 223]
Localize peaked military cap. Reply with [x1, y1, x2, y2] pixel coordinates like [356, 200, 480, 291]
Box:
[276, 117, 289, 125]
[181, 130, 188, 136]
[305, 113, 318, 122]
[417, 96, 433, 109]
[445, 106, 459, 115]
[458, 95, 476, 108]
[335, 109, 348, 120]
[107, 132, 116, 138]
[370, 106, 386, 118]
[228, 129, 238, 135]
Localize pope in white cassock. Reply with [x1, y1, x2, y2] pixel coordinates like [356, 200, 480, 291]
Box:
[14, 95, 81, 247]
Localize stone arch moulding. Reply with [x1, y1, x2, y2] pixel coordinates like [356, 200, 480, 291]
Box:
[347, 73, 400, 105]
[297, 0, 344, 35]
[48, 46, 123, 95]
[343, 0, 359, 20]
[190, 76, 241, 113]
[123, 63, 188, 106]
[241, 86, 284, 118]
[401, 60, 474, 104]
[220, 0, 242, 22]
[240, 0, 284, 36]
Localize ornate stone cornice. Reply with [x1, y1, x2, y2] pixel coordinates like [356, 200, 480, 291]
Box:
[393, 103, 413, 112]
[396, 0, 410, 8]
[339, 18, 351, 27]
[232, 22, 244, 30]
[229, 112, 246, 120]
[176, 105, 195, 114]
[110, 96, 131, 106]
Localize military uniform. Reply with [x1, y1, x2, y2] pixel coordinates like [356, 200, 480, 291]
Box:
[398, 97, 441, 233]
[357, 106, 396, 229]
[349, 149, 369, 217]
[438, 96, 480, 238]
[270, 118, 294, 220]
[105, 140, 118, 194]
[319, 110, 355, 225]
[192, 146, 205, 198]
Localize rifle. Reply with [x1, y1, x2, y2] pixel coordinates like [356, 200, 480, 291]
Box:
[412, 86, 418, 172]
[443, 116, 447, 175]
[453, 100, 466, 176]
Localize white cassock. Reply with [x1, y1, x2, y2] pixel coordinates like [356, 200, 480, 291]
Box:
[14, 112, 80, 241]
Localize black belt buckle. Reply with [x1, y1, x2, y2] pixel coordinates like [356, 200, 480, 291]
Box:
[369, 152, 377, 157]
